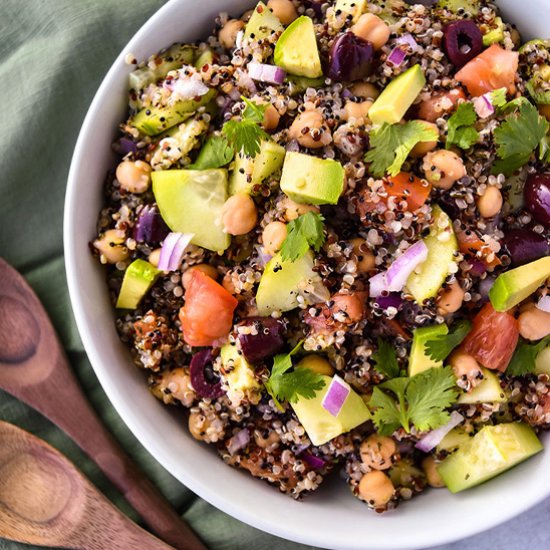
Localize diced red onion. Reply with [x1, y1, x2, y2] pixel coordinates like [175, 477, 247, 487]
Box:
[478, 275, 495, 301]
[235, 69, 257, 94]
[473, 93, 495, 118]
[537, 295, 550, 313]
[133, 204, 170, 243]
[374, 293, 404, 311]
[286, 139, 300, 152]
[396, 33, 419, 52]
[227, 428, 250, 455]
[369, 241, 429, 298]
[301, 452, 327, 469]
[387, 46, 407, 67]
[257, 247, 273, 267]
[172, 78, 209, 100]
[158, 232, 194, 271]
[342, 89, 353, 99]
[248, 62, 286, 85]
[415, 411, 464, 453]
[321, 375, 350, 417]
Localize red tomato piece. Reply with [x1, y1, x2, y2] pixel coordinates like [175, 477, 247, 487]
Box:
[384, 172, 432, 212]
[179, 270, 238, 347]
[455, 44, 519, 97]
[456, 228, 501, 268]
[461, 302, 519, 372]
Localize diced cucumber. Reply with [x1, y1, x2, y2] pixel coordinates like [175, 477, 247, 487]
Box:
[436, 428, 472, 453]
[245, 1, 283, 40]
[457, 368, 507, 405]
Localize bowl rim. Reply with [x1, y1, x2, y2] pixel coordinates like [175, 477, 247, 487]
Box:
[64, 1, 550, 549]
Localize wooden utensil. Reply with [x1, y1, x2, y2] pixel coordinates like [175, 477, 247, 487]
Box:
[0, 420, 175, 549]
[0, 258, 206, 550]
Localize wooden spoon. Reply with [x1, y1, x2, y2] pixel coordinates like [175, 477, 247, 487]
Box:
[0, 258, 206, 550]
[0, 420, 175, 549]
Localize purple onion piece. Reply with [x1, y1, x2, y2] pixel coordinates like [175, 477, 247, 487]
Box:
[189, 349, 224, 399]
[301, 451, 327, 470]
[374, 293, 404, 310]
[443, 20, 483, 68]
[114, 137, 139, 156]
[469, 259, 487, 278]
[133, 204, 170, 244]
[237, 317, 285, 363]
[227, 428, 250, 455]
[328, 32, 375, 82]
[478, 276, 496, 301]
[501, 228, 550, 266]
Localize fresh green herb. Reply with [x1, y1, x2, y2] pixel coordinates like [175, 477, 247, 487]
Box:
[222, 97, 269, 157]
[490, 88, 508, 108]
[365, 121, 439, 177]
[188, 135, 234, 170]
[446, 103, 479, 150]
[369, 366, 459, 436]
[424, 320, 472, 362]
[493, 100, 549, 175]
[265, 342, 326, 409]
[279, 212, 325, 262]
[506, 335, 550, 376]
[372, 338, 402, 379]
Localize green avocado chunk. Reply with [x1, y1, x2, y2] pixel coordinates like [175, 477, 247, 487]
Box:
[438, 423, 542, 493]
[408, 324, 449, 376]
[457, 368, 507, 404]
[244, 1, 284, 40]
[116, 259, 160, 309]
[280, 152, 344, 205]
[489, 257, 550, 312]
[152, 168, 230, 252]
[368, 65, 426, 125]
[274, 16, 323, 78]
[291, 375, 371, 446]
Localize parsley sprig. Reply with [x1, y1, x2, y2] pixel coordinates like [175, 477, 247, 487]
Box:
[372, 338, 402, 379]
[279, 212, 326, 262]
[424, 320, 472, 362]
[369, 366, 459, 436]
[506, 335, 550, 376]
[446, 103, 479, 150]
[265, 342, 326, 410]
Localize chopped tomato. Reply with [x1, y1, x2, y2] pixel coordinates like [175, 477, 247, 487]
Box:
[384, 172, 432, 212]
[179, 270, 238, 347]
[456, 228, 501, 268]
[417, 88, 466, 122]
[455, 44, 519, 97]
[461, 302, 519, 372]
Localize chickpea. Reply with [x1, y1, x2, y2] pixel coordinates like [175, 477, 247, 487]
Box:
[267, 0, 297, 25]
[350, 82, 379, 100]
[437, 280, 465, 315]
[296, 355, 335, 376]
[262, 221, 287, 255]
[263, 104, 280, 131]
[188, 411, 209, 440]
[422, 149, 466, 190]
[449, 351, 483, 381]
[510, 27, 522, 49]
[331, 293, 365, 323]
[518, 307, 550, 341]
[219, 19, 245, 49]
[409, 121, 439, 158]
[253, 429, 280, 451]
[182, 264, 218, 289]
[422, 456, 445, 488]
[343, 100, 373, 122]
[153, 368, 195, 406]
[282, 197, 320, 221]
[221, 193, 258, 235]
[148, 248, 162, 268]
[360, 434, 396, 471]
[222, 272, 237, 295]
[357, 471, 395, 507]
[349, 237, 375, 274]
[417, 88, 466, 123]
[289, 109, 331, 149]
[93, 229, 129, 264]
[477, 186, 503, 218]
[116, 160, 151, 194]
[352, 13, 390, 50]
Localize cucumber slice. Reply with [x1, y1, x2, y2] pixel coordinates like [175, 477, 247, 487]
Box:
[436, 428, 472, 453]
[458, 368, 507, 404]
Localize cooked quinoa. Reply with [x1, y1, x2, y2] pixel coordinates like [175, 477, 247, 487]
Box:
[93, 0, 550, 511]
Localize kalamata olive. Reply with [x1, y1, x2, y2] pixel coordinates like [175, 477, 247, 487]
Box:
[302, 0, 323, 16]
[237, 317, 285, 363]
[443, 20, 483, 68]
[524, 173, 550, 227]
[189, 349, 224, 399]
[501, 228, 550, 266]
[328, 32, 375, 82]
[133, 204, 170, 243]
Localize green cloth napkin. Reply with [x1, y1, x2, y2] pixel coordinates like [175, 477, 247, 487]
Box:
[0, 1, 314, 548]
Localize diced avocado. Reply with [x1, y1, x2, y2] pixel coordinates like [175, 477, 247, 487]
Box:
[221, 344, 262, 405]
[152, 169, 230, 252]
[131, 89, 216, 136]
[436, 0, 480, 16]
[274, 16, 323, 79]
[408, 324, 449, 376]
[334, 0, 367, 23]
[368, 65, 426, 126]
[280, 152, 345, 205]
[482, 17, 505, 46]
[194, 47, 214, 70]
[436, 428, 472, 453]
[291, 375, 371, 446]
[244, 1, 284, 41]
[116, 259, 160, 309]
[458, 368, 507, 405]
[535, 345, 550, 376]
[388, 459, 425, 489]
[256, 251, 327, 315]
[406, 206, 458, 304]
[285, 74, 325, 95]
[438, 423, 542, 493]
[489, 257, 550, 312]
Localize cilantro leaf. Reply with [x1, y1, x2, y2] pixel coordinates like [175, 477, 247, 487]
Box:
[372, 338, 401, 379]
[493, 101, 549, 175]
[188, 135, 234, 170]
[446, 103, 479, 150]
[279, 212, 325, 262]
[365, 121, 439, 177]
[506, 335, 550, 376]
[490, 88, 508, 108]
[424, 320, 472, 362]
[241, 97, 268, 122]
[369, 367, 459, 435]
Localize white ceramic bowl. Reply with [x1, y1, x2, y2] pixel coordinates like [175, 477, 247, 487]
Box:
[65, 2, 550, 548]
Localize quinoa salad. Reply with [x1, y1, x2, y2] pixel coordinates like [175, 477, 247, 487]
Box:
[93, 0, 550, 512]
